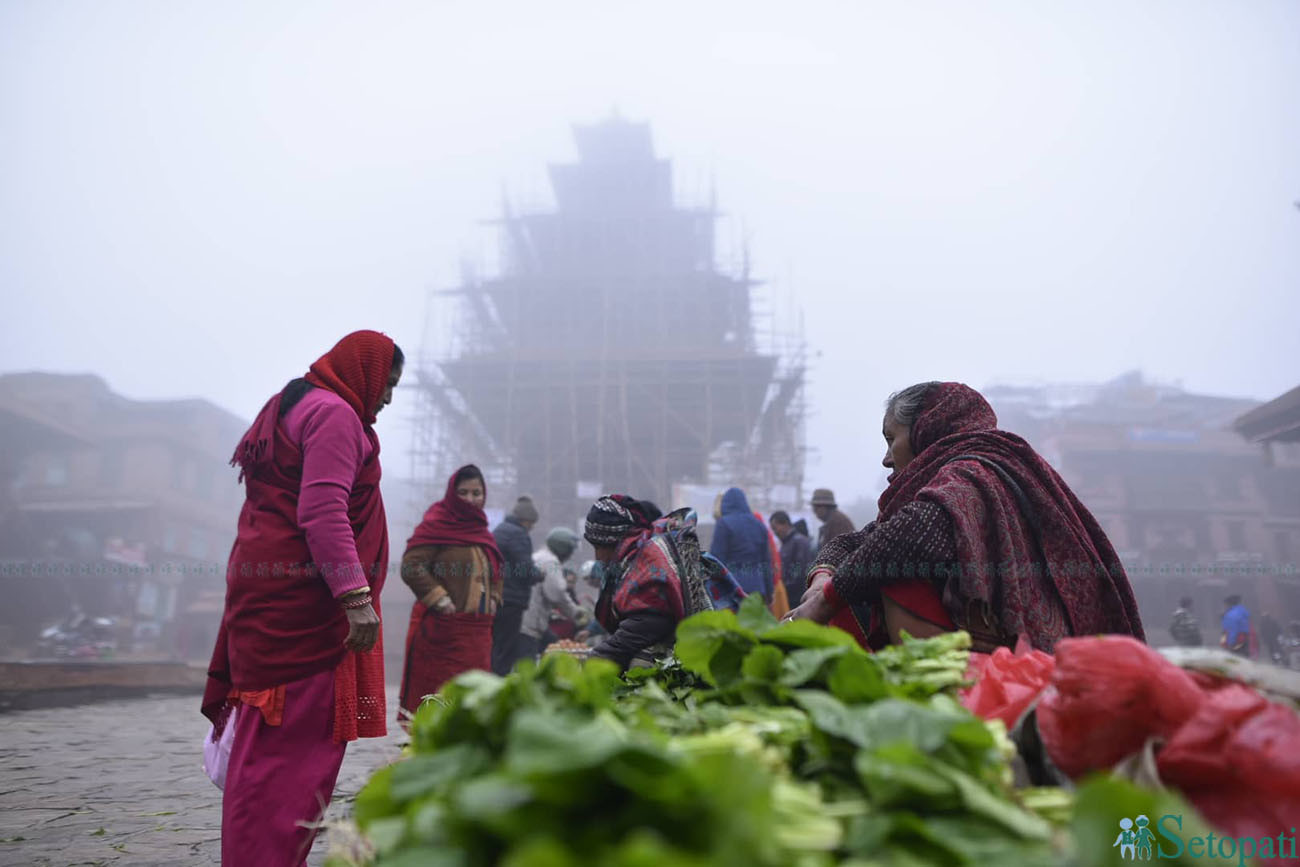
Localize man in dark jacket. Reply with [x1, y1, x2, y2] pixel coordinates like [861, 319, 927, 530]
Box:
[769, 511, 814, 605]
[491, 495, 541, 675]
[810, 488, 855, 554]
[1168, 596, 1203, 647]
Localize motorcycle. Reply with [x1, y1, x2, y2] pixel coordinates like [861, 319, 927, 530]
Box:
[34, 611, 118, 659]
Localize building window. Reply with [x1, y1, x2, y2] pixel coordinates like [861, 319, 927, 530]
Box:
[1277, 532, 1295, 566]
[176, 459, 196, 491]
[100, 447, 124, 489]
[44, 456, 68, 486]
[1226, 521, 1246, 551]
[163, 525, 178, 553]
[1214, 473, 1243, 501]
[194, 465, 214, 501]
[189, 528, 208, 560]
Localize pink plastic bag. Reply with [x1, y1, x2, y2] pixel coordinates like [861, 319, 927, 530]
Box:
[202, 710, 236, 790]
[961, 637, 1056, 729]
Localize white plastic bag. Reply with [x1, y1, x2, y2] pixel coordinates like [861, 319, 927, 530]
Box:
[202, 709, 237, 790]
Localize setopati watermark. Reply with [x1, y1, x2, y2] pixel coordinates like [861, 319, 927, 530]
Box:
[1112, 814, 1297, 863]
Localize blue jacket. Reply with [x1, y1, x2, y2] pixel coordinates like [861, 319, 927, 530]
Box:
[709, 488, 774, 600]
[1221, 604, 1251, 645]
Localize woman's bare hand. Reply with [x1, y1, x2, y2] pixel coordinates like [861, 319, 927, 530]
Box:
[784, 590, 835, 625]
[344, 604, 380, 651]
[801, 569, 833, 605]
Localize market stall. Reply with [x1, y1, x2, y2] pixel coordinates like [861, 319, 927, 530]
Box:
[324, 597, 1299, 866]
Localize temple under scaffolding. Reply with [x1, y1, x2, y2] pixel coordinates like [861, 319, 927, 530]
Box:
[410, 118, 807, 529]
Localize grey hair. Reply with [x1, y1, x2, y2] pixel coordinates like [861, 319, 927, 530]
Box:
[885, 382, 941, 431]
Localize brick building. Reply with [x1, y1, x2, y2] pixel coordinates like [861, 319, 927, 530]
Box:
[984, 372, 1300, 643]
[0, 373, 247, 659]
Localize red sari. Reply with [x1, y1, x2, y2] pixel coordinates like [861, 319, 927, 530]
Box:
[399, 466, 504, 718]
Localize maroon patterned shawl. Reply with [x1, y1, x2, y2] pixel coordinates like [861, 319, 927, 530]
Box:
[882, 382, 1145, 650]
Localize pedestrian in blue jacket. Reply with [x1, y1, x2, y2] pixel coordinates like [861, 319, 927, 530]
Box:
[709, 487, 774, 601]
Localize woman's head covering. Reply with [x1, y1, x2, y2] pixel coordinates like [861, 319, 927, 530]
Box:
[304, 330, 397, 426]
[406, 464, 503, 573]
[878, 382, 1001, 516]
[718, 487, 753, 516]
[231, 330, 396, 482]
[906, 383, 998, 456]
[877, 381, 1145, 649]
[583, 495, 656, 547]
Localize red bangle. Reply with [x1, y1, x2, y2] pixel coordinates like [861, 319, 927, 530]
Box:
[341, 594, 373, 610]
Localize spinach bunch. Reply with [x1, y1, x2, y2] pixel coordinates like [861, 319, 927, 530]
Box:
[337, 597, 1204, 866]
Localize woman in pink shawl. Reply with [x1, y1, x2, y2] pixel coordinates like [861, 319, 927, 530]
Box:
[202, 330, 402, 866]
[398, 464, 504, 719]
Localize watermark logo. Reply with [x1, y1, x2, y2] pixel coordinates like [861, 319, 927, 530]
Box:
[1114, 815, 1157, 861]
[1112, 814, 1298, 864]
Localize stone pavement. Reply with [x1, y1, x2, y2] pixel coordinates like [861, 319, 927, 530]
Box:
[0, 688, 407, 867]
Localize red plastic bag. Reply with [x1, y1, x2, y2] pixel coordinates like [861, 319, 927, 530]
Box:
[1036, 635, 1205, 779]
[1153, 684, 1268, 789]
[1156, 688, 1300, 866]
[961, 638, 1056, 730]
[1159, 684, 1300, 798]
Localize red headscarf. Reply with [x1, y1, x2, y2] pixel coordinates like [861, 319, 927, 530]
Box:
[232, 330, 397, 481]
[877, 382, 1145, 649]
[305, 330, 397, 427]
[406, 465, 504, 575]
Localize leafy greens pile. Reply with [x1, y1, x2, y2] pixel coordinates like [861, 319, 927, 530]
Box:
[330, 597, 1231, 867]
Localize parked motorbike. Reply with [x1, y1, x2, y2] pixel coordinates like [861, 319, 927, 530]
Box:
[34, 611, 118, 659]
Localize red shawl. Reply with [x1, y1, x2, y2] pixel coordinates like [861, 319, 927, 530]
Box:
[305, 329, 396, 426]
[874, 383, 1144, 649]
[405, 465, 504, 575]
[203, 331, 396, 742]
[399, 466, 503, 717]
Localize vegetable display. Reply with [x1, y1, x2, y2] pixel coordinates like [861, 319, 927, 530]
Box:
[327, 597, 1242, 866]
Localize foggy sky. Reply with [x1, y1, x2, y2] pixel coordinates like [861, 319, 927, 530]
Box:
[3, 0, 1298, 508]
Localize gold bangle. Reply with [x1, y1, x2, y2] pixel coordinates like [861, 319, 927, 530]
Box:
[339, 586, 371, 599]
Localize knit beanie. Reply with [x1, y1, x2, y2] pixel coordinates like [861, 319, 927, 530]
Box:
[511, 495, 540, 524]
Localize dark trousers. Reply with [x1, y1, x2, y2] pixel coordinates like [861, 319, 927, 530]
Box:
[515, 633, 543, 664]
[490, 602, 526, 676]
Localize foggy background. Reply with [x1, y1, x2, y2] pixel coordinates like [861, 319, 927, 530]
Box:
[4, 0, 1298, 509]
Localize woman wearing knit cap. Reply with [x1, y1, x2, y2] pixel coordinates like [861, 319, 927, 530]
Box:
[584, 495, 745, 669]
[398, 464, 504, 721]
[202, 330, 402, 866]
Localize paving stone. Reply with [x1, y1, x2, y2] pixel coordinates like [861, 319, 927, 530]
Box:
[0, 688, 406, 866]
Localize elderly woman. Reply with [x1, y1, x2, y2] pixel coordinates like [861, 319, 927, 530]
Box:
[584, 495, 744, 669]
[202, 330, 402, 866]
[787, 382, 1145, 653]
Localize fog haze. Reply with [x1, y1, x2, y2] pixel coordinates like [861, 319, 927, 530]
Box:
[3, 0, 1298, 504]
